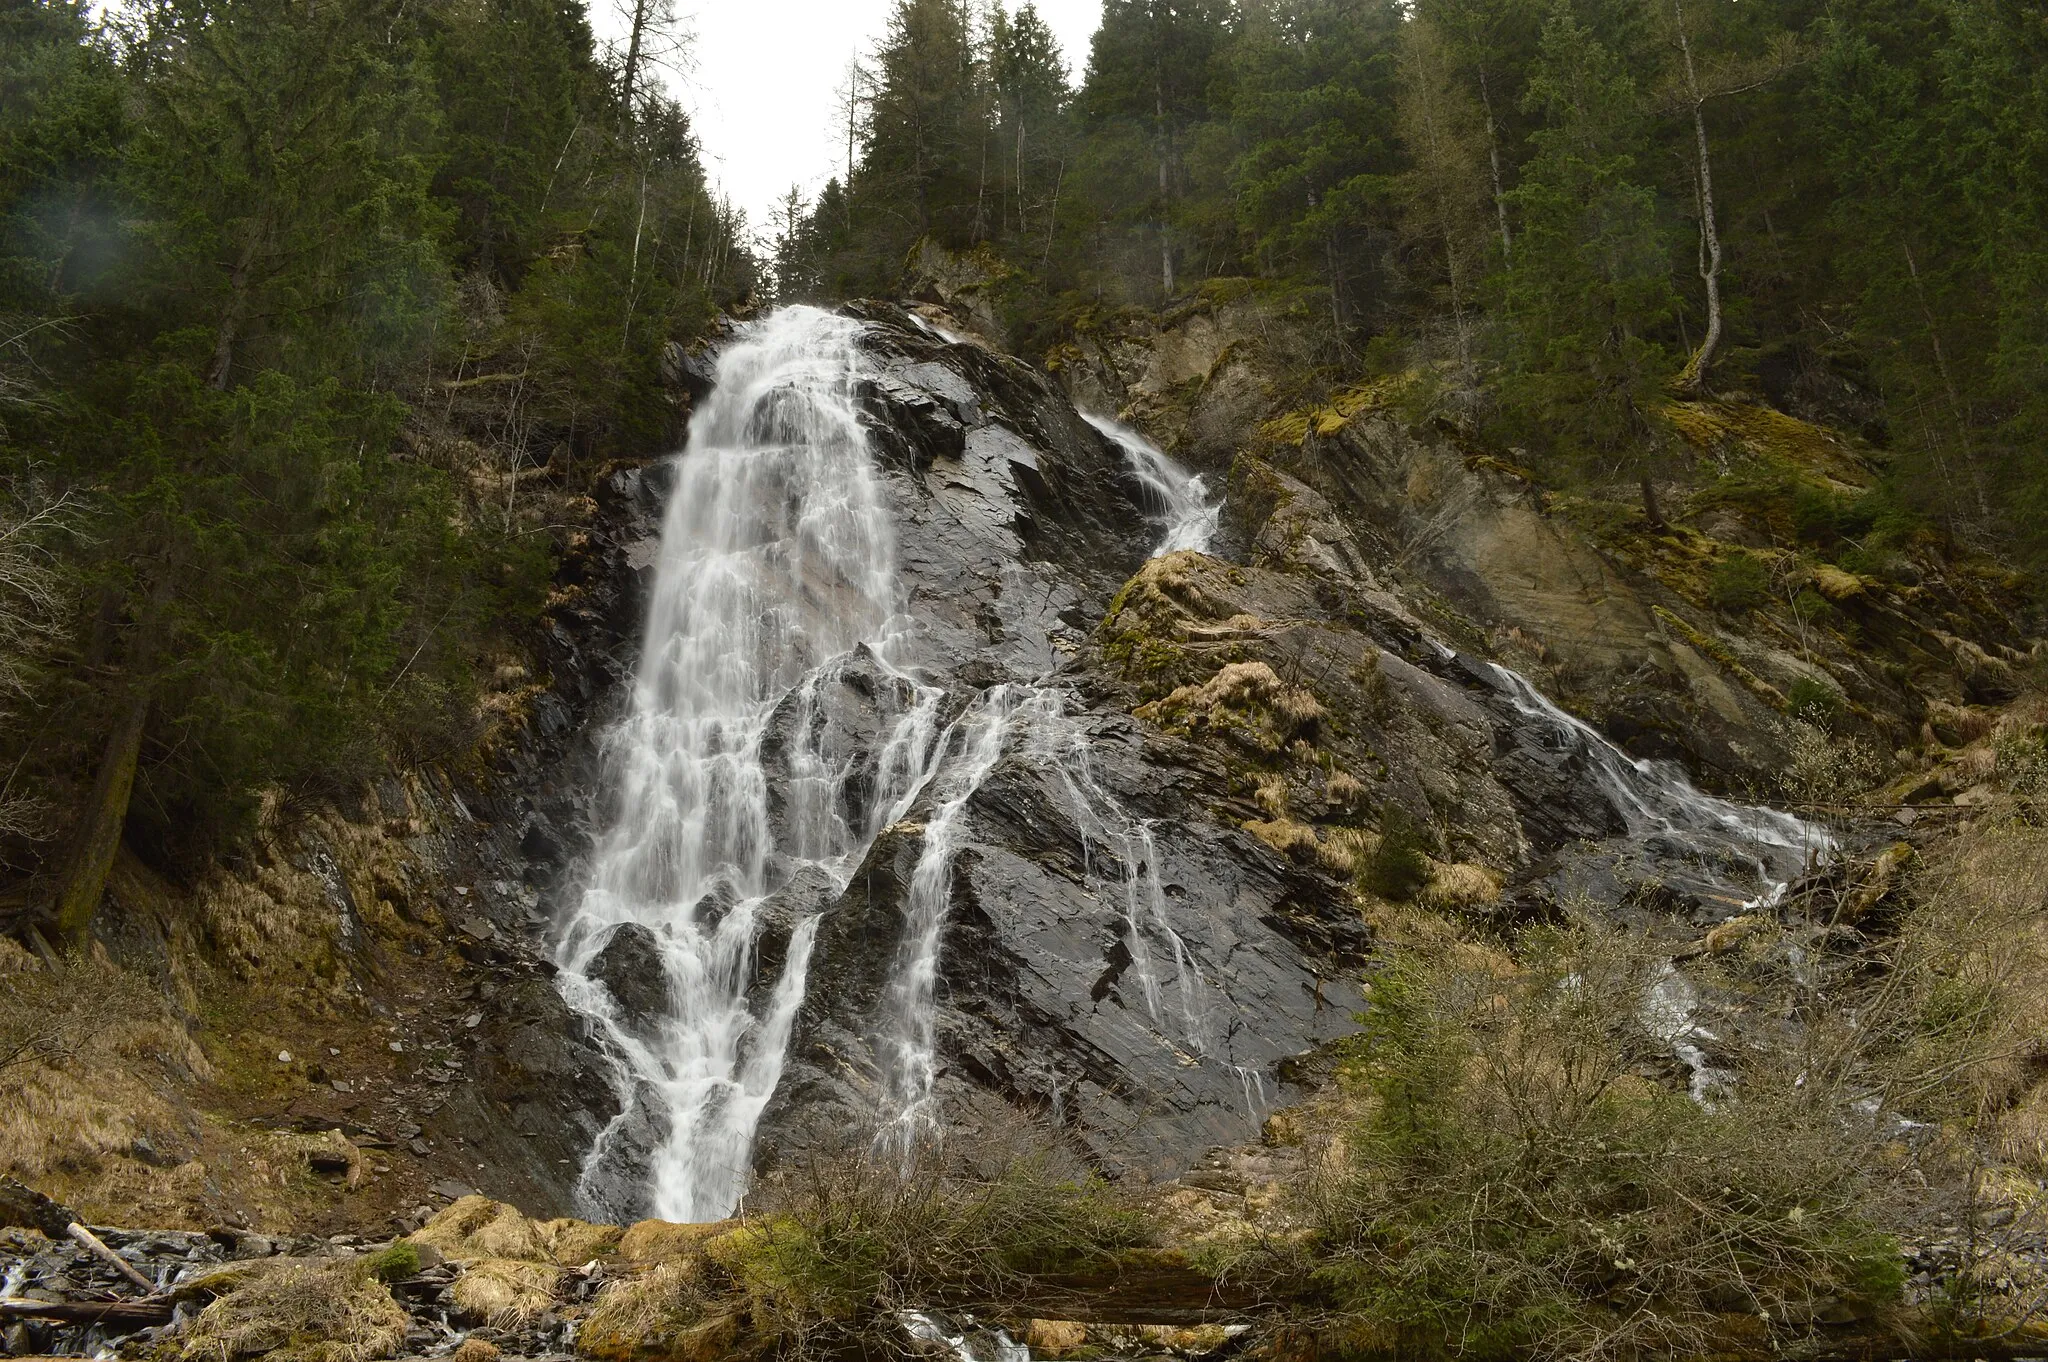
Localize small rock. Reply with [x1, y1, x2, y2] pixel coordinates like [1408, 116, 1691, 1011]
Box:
[431, 1179, 478, 1201]
[328, 1047, 340, 1057]
[389, 1041, 405, 1053]
[463, 1013, 482, 1029]
[277, 1051, 292, 1064]
[410, 1139, 431, 1156]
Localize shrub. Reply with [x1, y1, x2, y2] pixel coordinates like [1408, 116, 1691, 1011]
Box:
[734, 1128, 1153, 1354]
[1296, 926, 1907, 1362]
[360, 1241, 419, 1282]
[1361, 807, 1431, 901]
[1708, 550, 1770, 612]
[1779, 717, 1884, 805]
[1786, 674, 1845, 724]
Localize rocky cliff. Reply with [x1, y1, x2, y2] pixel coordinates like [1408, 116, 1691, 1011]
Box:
[4, 288, 2036, 1251]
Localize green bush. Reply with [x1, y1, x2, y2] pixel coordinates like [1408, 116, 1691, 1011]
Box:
[1787, 674, 1845, 724]
[361, 1240, 420, 1282]
[1708, 550, 1771, 612]
[1362, 807, 1431, 901]
[1298, 927, 1907, 1362]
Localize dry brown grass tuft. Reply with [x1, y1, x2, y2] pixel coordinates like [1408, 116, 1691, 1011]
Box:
[617, 1219, 730, 1262]
[1418, 861, 1502, 912]
[413, 1194, 619, 1265]
[180, 1261, 407, 1362]
[0, 944, 216, 1218]
[578, 1259, 734, 1362]
[1140, 660, 1327, 752]
[447, 1257, 562, 1328]
[1245, 818, 1322, 862]
[1316, 827, 1376, 877]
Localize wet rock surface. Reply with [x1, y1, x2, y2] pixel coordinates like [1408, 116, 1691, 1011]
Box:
[524, 301, 1842, 1193]
[584, 925, 669, 1035]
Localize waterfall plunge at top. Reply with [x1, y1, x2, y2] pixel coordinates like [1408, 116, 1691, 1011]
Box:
[1084, 413, 1219, 557]
[558, 307, 944, 1222]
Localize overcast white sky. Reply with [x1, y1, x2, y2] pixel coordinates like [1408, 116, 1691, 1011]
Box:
[616, 1, 1104, 235]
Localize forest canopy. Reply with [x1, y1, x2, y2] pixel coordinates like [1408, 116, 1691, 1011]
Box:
[775, 0, 2047, 569]
[0, 0, 753, 923]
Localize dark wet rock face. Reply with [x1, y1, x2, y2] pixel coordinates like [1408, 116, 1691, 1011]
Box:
[586, 924, 669, 1034]
[441, 300, 1827, 1211]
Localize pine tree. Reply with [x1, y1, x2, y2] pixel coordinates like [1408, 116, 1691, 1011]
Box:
[1496, 1, 1676, 522]
[1232, 0, 1407, 339]
[864, 0, 981, 247]
[1078, 0, 1234, 300]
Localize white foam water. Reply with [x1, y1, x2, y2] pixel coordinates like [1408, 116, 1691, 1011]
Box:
[874, 685, 1054, 1158]
[1082, 412, 1219, 557]
[1027, 708, 1208, 1052]
[1488, 663, 1832, 903]
[559, 306, 950, 1222]
[873, 684, 1225, 1153]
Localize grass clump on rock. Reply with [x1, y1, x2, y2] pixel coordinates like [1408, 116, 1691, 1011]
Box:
[1139, 660, 1325, 756]
[726, 1133, 1152, 1355]
[181, 1261, 408, 1362]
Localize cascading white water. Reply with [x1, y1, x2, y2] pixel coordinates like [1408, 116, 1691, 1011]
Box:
[559, 306, 950, 1222]
[873, 683, 1223, 1150]
[1027, 710, 1208, 1052]
[1488, 664, 1836, 1102]
[1083, 413, 1219, 557]
[875, 685, 1054, 1156]
[1488, 663, 1832, 903]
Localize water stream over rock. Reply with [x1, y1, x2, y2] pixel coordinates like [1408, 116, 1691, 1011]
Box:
[1083, 412, 1220, 556]
[554, 301, 1831, 1221]
[558, 307, 950, 1221]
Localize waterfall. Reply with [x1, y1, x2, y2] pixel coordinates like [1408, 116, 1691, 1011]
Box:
[1027, 710, 1208, 1053]
[558, 306, 948, 1222]
[1486, 664, 1835, 1103]
[872, 684, 1228, 1151]
[1082, 413, 1219, 557]
[1488, 663, 1832, 904]
[874, 685, 1050, 1157]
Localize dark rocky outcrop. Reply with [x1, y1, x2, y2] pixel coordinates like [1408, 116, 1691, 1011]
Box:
[586, 925, 669, 1035]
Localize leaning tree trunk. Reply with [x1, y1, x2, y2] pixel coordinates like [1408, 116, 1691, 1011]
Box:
[1672, 0, 1723, 394]
[1478, 66, 1514, 265]
[50, 689, 149, 948]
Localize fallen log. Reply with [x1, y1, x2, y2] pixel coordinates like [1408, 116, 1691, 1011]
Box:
[0, 1297, 175, 1327]
[66, 1221, 158, 1294]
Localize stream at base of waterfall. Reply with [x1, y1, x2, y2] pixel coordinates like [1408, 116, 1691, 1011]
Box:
[552, 304, 1833, 1223]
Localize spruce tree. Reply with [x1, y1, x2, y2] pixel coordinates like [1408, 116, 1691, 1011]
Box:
[1496, 1, 1676, 523]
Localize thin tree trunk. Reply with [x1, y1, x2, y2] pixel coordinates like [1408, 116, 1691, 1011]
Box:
[208, 235, 261, 391]
[974, 125, 988, 243]
[1673, 0, 1723, 394]
[619, 0, 648, 128]
[1902, 241, 1987, 522]
[51, 688, 148, 947]
[1041, 157, 1064, 271]
[1478, 66, 1513, 265]
[1155, 65, 1174, 300]
[1640, 469, 1666, 531]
